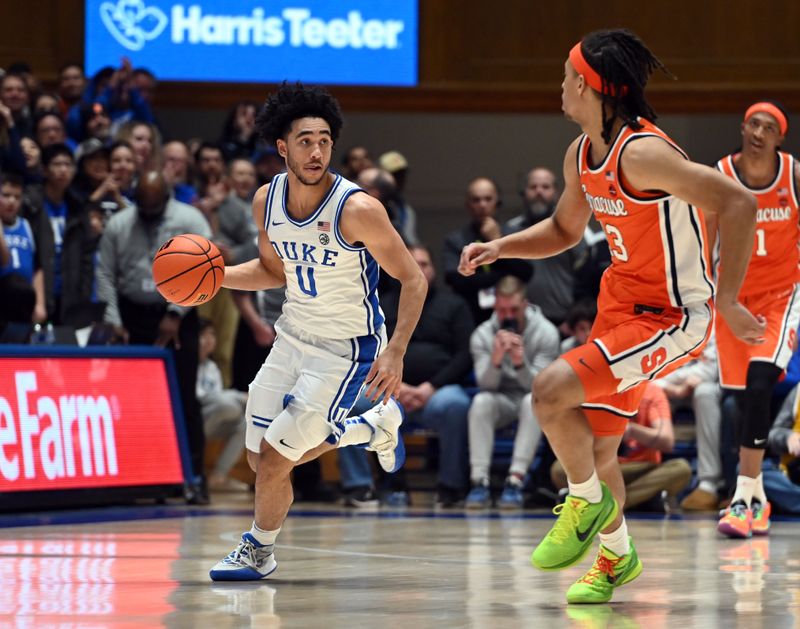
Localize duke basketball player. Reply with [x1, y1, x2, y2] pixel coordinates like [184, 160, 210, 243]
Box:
[210, 82, 427, 581]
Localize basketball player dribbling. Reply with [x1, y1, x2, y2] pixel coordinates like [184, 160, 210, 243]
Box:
[714, 102, 800, 538]
[209, 83, 427, 581]
[459, 29, 765, 603]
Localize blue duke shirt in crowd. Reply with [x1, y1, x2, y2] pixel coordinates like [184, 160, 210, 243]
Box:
[265, 173, 384, 339]
[0, 217, 36, 283]
[44, 198, 67, 295]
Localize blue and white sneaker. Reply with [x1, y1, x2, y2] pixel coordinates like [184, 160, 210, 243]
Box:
[498, 480, 524, 509]
[363, 398, 406, 473]
[209, 533, 278, 581]
[465, 482, 491, 509]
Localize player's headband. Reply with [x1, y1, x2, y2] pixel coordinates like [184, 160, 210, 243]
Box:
[569, 42, 628, 97]
[744, 102, 788, 135]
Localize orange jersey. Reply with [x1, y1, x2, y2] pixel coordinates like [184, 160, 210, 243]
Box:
[578, 119, 715, 308]
[716, 151, 800, 296]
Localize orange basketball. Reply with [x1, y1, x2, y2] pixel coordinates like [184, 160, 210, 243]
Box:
[152, 234, 225, 307]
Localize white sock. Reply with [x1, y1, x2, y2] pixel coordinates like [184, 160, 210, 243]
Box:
[752, 473, 768, 505]
[732, 475, 757, 507]
[568, 470, 603, 503]
[249, 522, 280, 547]
[336, 414, 375, 447]
[599, 519, 630, 557]
[698, 480, 718, 496]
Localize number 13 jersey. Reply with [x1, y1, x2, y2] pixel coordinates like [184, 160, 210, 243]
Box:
[716, 151, 800, 297]
[578, 118, 714, 308]
[265, 172, 385, 340]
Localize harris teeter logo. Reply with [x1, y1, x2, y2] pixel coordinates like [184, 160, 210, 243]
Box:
[99, 0, 406, 50]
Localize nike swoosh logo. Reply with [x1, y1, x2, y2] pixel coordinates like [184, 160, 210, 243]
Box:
[279, 438, 298, 449]
[576, 512, 602, 542]
[754, 438, 766, 445]
[578, 358, 597, 375]
[271, 221, 285, 227]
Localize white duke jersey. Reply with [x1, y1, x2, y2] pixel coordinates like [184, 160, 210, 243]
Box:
[265, 172, 385, 340]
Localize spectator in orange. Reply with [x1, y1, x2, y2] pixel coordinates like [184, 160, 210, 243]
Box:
[551, 382, 691, 510]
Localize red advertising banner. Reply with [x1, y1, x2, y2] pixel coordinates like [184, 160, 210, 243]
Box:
[0, 357, 185, 492]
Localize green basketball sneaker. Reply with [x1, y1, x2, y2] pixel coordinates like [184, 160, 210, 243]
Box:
[566, 538, 643, 604]
[531, 481, 618, 571]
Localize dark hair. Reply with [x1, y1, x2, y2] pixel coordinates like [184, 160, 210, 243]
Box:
[7, 61, 32, 75]
[256, 81, 343, 146]
[579, 29, 673, 143]
[195, 141, 224, 163]
[566, 299, 597, 329]
[58, 62, 83, 76]
[222, 100, 259, 138]
[132, 67, 156, 81]
[0, 72, 28, 90]
[198, 317, 215, 334]
[0, 172, 24, 188]
[341, 145, 369, 166]
[34, 110, 65, 132]
[109, 139, 134, 156]
[41, 143, 74, 167]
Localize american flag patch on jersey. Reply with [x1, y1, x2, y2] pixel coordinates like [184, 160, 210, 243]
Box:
[318, 221, 330, 232]
[605, 171, 615, 182]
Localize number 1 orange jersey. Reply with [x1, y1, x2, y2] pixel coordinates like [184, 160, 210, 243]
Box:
[716, 151, 800, 297]
[578, 118, 715, 308]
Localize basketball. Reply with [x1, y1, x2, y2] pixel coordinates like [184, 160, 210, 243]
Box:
[152, 234, 225, 307]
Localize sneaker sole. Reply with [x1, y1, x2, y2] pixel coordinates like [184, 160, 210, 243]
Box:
[566, 557, 643, 604]
[752, 525, 770, 536]
[717, 521, 752, 539]
[209, 558, 278, 581]
[532, 497, 620, 572]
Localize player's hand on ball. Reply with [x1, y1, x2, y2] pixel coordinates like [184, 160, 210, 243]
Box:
[458, 241, 500, 276]
[364, 346, 403, 405]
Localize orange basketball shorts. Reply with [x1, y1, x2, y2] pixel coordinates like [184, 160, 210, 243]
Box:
[716, 284, 800, 389]
[562, 298, 713, 436]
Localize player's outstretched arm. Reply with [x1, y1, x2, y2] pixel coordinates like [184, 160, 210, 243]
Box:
[458, 138, 591, 276]
[341, 193, 427, 403]
[621, 137, 765, 344]
[222, 184, 286, 291]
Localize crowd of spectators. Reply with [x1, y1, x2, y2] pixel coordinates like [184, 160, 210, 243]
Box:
[3, 59, 800, 514]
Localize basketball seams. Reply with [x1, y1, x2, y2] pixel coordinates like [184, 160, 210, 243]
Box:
[152, 233, 225, 305]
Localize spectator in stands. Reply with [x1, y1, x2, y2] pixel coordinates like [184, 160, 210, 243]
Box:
[6, 62, 41, 101]
[357, 167, 418, 245]
[340, 244, 475, 507]
[220, 101, 259, 160]
[559, 299, 596, 353]
[197, 318, 248, 492]
[34, 112, 75, 151]
[551, 382, 692, 511]
[765, 383, 800, 513]
[96, 170, 211, 503]
[504, 167, 587, 328]
[64, 66, 115, 141]
[131, 68, 157, 107]
[0, 173, 45, 324]
[252, 145, 284, 186]
[228, 157, 258, 203]
[466, 275, 560, 508]
[378, 150, 418, 246]
[340, 145, 373, 180]
[21, 143, 94, 325]
[232, 287, 283, 392]
[73, 138, 130, 218]
[57, 63, 85, 116]
[0, 101, 26, 177]
[76, 102, 112, 145]
[18, 137, 41, 182]
[443, 177, 532, 323]
[0, 72, 32, 137]
[162, 141, 197, 205]
[108, 140, 137, 202]
[116, 120, 161, 175]
[656, 339, 724, 511]
[33, 93, 60, 116]
[194, 142, 258, 386]
[95, 59, 156, 136]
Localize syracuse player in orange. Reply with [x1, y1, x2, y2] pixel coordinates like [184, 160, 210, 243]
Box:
[459, 29, 764, 604]
[713, 102, 800, 538]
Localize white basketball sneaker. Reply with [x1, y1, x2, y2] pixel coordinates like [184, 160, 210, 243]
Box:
[363, 398, 406, 473]
[209, 532, 278, 581]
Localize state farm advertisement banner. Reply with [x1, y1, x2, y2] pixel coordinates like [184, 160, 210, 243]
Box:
[0, 357, 185, 492]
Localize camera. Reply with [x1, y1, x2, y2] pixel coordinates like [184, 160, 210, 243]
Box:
[500, 317, 519, 333]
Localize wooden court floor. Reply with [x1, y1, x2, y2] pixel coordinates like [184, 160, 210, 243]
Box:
[1, 499, 799, 628]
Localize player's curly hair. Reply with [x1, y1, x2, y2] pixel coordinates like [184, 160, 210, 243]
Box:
[580, 29, 674, 143]
[256, 81, 344, 146]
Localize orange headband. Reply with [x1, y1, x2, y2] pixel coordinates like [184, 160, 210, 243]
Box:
[569, 42, 627, 96]
[744, 102, 788, 135]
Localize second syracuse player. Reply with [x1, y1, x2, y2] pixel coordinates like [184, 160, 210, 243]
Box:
[713, 101, 800, 538]
[459, 29, 764, 604]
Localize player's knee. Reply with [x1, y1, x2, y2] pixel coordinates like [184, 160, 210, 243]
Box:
[532, 362, 574, 417]
[257, 440, 295, 480]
